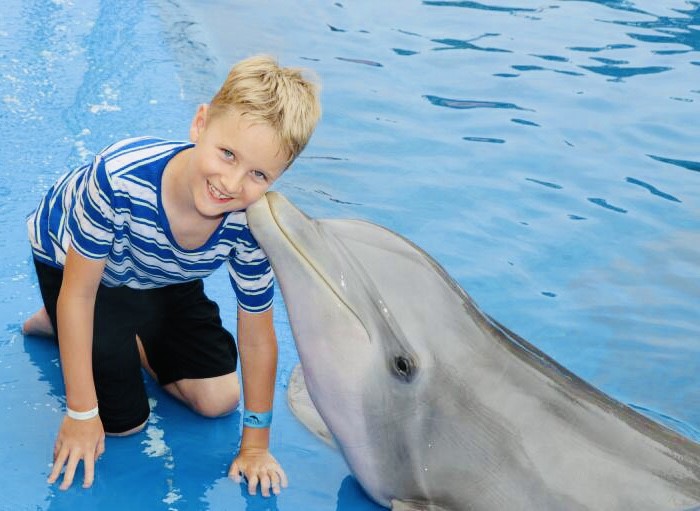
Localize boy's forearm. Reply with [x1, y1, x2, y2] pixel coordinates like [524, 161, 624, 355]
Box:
[56, 248, 106, 412]
[57, 291, 98, 410]
[237, 308, 278, 449]
[239, 339, 277, 448]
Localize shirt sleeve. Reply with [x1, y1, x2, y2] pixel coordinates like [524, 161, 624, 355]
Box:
[227, 229, 275, 313]
[66, 155, 116, 260]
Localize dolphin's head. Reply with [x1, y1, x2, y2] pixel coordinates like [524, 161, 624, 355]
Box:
[247, 192, 487, 504]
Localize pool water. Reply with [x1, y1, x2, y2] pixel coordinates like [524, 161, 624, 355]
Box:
[0, 0, 698, 509]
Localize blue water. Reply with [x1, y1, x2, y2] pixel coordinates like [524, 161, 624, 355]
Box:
[0, 0, 698, 509]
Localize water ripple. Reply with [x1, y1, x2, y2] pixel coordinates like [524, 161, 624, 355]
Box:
[568, 43, 636, 52]
[588, 197, 628, 213]
[431, 36, 511, 53]
[392, 48, 419, 56]
[579, 64, 672, 78]
[531, 54, 569, 62]
[511, 118, 540, 127]
[648, 154, 700, 173]
[525, 178, 563, 190]
[512, 64, 585, 76]
[560, 0, 649, 16]
[625, 177, 681, 203]
[422, 0, 537, 13]
[608, 8, 700, 52]
[335, 56, 383, 67]
[314, 189, 362, 205]
[424, 95, 530, 111]
[462, 136, 505, 144]
[590, 57, 629, 65]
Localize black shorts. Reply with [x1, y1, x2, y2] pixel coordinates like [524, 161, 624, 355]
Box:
[33, 258, 237, 434]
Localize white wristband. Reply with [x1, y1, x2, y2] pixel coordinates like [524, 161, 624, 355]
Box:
[66, 406, 99, 421]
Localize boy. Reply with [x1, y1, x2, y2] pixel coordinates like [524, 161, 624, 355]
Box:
[22, 55, 321, 496]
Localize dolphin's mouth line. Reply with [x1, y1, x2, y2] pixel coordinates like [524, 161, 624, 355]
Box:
[266, 197, 370, 339]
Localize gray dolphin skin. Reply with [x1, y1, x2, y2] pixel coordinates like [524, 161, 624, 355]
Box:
[247, 192, 700, 511]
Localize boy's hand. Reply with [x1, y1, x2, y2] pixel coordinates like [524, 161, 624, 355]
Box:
[229, 447, 288, 497]
[48, 415, 105, 490]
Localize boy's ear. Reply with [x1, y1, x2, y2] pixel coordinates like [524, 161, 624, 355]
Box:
[189, 104, 209, 142]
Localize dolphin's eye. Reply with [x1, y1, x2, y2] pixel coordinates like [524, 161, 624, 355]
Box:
[393, 355, 415, 382]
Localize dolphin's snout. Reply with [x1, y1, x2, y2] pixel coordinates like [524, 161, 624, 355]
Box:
[249, 192, 359, 321]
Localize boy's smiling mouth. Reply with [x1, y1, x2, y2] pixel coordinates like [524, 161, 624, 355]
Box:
[207, 180, 234, 202]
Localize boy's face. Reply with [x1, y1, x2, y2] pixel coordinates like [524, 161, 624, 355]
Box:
[186, 104, 289, 218]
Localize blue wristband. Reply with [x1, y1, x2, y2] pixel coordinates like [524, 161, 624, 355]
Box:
[243, 409, 273, 429]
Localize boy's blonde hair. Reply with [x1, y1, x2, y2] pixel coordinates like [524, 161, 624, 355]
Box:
[209, 55, 321, 166]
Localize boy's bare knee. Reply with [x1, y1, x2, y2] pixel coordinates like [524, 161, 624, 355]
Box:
[193, 384, 240, 418]
[178, 373, 241, 418]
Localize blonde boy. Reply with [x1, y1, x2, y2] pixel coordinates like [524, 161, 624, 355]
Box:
[23, 55, 321, 496]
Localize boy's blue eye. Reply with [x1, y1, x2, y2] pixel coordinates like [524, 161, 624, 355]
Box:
[222, 149, 234, 160]
[252, 170, 268, 181]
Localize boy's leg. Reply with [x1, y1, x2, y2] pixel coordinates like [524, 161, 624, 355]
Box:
[137, 280, 240, 418]
[165, 373, 240, 418]
[22, 306, 55, 337]
[33, 259, 152, 435]
[30, 260, 62, 338]
[135, 333, 239, 416]
[91, 284, 152, 433]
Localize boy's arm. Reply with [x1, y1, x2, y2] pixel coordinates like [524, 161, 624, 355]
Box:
[229, 306, 288, 497]
[47, 246, 107, 490]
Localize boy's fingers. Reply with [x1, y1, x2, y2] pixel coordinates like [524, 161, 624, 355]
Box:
[59, 452, 80, 490]
[278, 467, 289, 488]
[96, 436, 105, 458]
[269, 470, 281, 495]
[83, 453, 95, 488]
[47, 447, 68, 483]
[229, 461, 241, 483]
[247, 473, 259, 495]
[259, 473, 271, 497]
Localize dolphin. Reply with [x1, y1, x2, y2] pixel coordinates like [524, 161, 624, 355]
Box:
[246, 192, 700, 511]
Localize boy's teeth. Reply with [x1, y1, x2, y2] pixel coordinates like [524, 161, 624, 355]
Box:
[209, 182, 229, 199]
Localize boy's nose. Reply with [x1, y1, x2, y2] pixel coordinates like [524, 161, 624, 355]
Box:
[221, 170, 245, 195]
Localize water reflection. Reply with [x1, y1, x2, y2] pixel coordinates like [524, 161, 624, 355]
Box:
[625, 177, 682, 203]
[431, 35, 512, 53]
[587, 197, 628, 214]
[559, 0, 654, 16]
[336, 56, 384, 67]
[422, 0, 537, 13]
[610, 6, 700, 53]
[580, 61, 672, 78]
[648, 154, 700, 173]
[424, 95, 530, 111]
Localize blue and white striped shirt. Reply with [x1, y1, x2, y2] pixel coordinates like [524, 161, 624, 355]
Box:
[27, 137, 274, 313]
